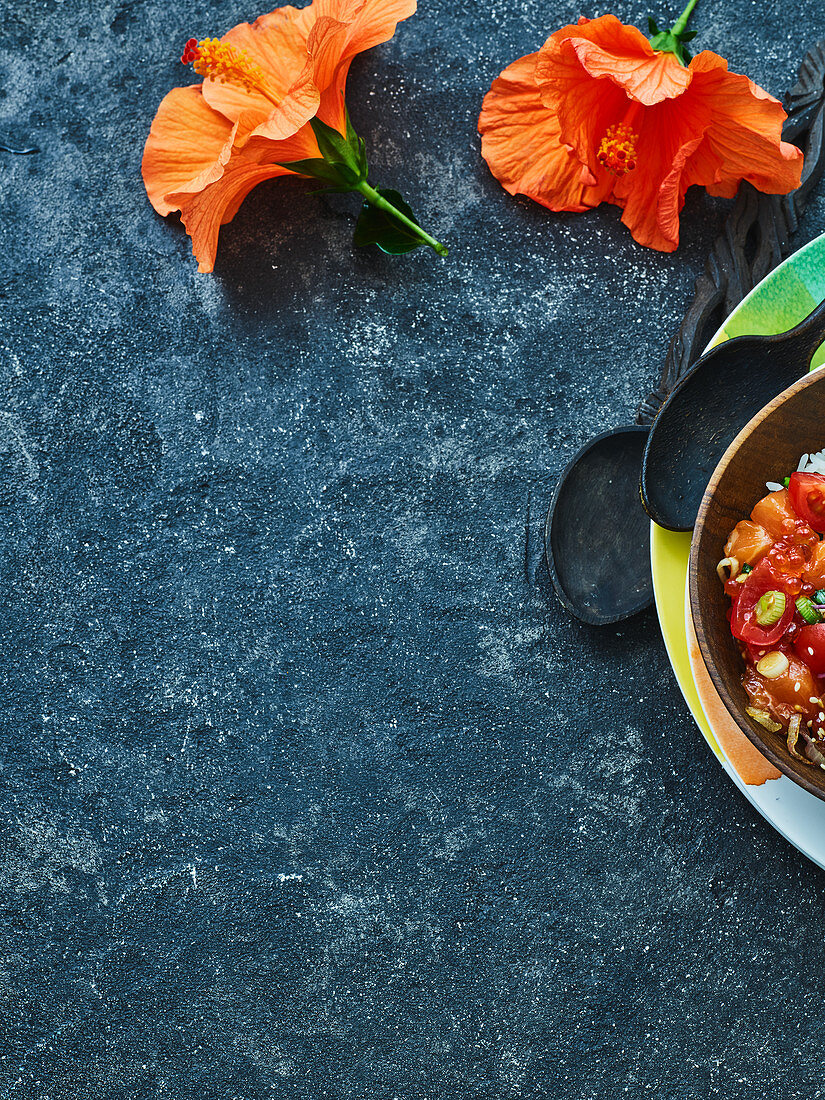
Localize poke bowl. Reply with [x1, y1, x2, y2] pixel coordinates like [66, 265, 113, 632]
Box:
[689, 367, 825, 800]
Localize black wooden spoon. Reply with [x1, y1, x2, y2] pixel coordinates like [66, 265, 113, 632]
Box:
[640, 294, 825, 531]
[545, 426, 652, 625]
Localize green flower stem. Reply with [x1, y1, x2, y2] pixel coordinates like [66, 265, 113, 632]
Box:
[356, 180, 448, 258]
[671, 0, 699, 35]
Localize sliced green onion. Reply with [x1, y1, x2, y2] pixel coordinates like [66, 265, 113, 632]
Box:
[815, 589, 825, 605]
[741, 563, 753, 574]
[796, 596, 823, 624]
[783, 477, 791, 488]
[755, 590, 786, 627]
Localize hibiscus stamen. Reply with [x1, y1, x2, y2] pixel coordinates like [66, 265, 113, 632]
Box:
[180, 38, 200, 65]
[181, 37, 280, 107]
[597, 123, 639, 176]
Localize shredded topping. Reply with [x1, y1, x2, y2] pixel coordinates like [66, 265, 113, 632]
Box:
[746, 706, 782, 733]
[716, 556, 740, 582]
[787, 714, 806, 760]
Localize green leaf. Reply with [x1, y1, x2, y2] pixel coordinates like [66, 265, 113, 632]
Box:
[344, 104, 368, 178]
[649, 29, 674, 51]
[310, 116, 351, 163]
[680, 28, 698, 40]
[353, 187, 423, 255]
[649, 28, 691, 66]
[277, 157, 346, 184]
[647, 15, 659, 34]
[281, 101, 368, 189]
[275, 156, 362, 192]
[309, 112, 367, 183]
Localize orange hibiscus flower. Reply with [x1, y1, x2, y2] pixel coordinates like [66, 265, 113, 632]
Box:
[478, 7, 803, 252]
[142, 0, 445, 271]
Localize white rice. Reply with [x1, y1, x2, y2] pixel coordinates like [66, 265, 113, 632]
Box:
[766, 449, 825, 491]
[800, 449, 825, 475]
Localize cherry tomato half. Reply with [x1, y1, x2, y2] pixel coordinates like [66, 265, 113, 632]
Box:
[789, 472, 825, 533]
[794, 622, 825, 677]
[730, 559, 796, 646]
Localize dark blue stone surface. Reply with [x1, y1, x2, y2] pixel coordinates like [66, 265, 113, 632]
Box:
[3, 2, 825, 1096]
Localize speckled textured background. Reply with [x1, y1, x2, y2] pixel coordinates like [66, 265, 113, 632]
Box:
[3, 1, 825, 1096]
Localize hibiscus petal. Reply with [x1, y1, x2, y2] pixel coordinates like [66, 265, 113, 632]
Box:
[310, 0, 417, 131]
[167, 156, 293, 273]
[248, 16, 351, 142]
[209, 14, 354, 147]
[537, 14, 691, 109]
[202, 8, 312, 127]
[203, 0, 416, 139]
[683, 51, 802, 196]
[657, 132, 707, 248]
[478, 53, 594, 212]
[142, 86, 236, 216]
[611, 94, 712, 252]
[535, 20, 658, 184]
[540, 61, 635, 184]
[326, 0, 417, 66]
[165, 126, 322, 273]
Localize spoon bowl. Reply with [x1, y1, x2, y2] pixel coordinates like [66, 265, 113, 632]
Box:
[545, 426, 652, 625]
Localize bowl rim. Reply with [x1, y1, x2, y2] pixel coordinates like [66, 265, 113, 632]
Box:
[689, 366, 825, 800]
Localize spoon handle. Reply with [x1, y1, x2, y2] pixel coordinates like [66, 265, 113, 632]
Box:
[636, 40, 825, 426]
[775, 291, 825, 365]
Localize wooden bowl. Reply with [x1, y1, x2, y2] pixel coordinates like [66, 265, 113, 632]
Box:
[690, 368, 825, 800]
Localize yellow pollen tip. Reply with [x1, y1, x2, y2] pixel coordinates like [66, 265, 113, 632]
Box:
[596, 123, 639, 176]
[192, 38, 272, 101]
